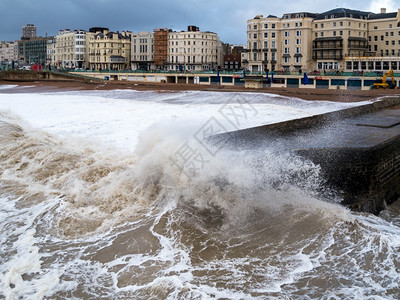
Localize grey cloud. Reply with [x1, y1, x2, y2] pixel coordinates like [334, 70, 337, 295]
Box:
[0, 0, 390, 44]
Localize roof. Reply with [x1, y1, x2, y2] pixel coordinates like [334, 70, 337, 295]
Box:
[315, 8, 371, 20]
[368, 12, 397, 20]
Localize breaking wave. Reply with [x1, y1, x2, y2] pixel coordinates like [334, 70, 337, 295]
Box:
[0, 105, 399, 299]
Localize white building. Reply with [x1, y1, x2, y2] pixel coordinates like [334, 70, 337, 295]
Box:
[0, 41, 18, 62]
[131, 32, 154, 70]
[167, 26, 223, 71]
[47, 37, 57, 67]
[55, 29, 86, 69]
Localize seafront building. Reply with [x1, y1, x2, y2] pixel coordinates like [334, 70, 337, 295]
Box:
[131, 31, 154, 71]
[153, 28, 169, 69]
[18, 36, 53, 65]
[245, 7, 400, 73]
[0, 41, 18, 62]
[86, 27, 132, 71]
[166, 26, 224, 71]
[54, 29, 87, 69]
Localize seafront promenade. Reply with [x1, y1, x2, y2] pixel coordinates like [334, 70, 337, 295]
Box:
[71, 70, 400, 91]
[1, 69, 400, 91]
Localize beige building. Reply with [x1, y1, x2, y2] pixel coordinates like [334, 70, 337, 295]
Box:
[0, 41, 18, 62]
[246, 13, 316, 73]
[167, 26, 223, 71]
[246, 7, 400, 73]
[86, 27, 131, 71]
[131, 32, 154, 71]
[346, 8, 400, 72]
[46, 37, 56, 67]
[55, 29, 86, 69]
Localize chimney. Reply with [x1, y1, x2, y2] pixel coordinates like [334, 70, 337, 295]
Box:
[381, 8, 386, 14]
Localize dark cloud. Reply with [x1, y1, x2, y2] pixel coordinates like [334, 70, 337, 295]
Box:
[0, 0, 392, 44]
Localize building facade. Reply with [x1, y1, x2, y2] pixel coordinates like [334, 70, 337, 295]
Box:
[22, 24, 37, 39]
[46, 37, 57, 67]
[154, 28, 169, 69]
[246, 7, 400, 72]
[246, 13, 316, 73]
[167, 26, 223, 71]
[55, 29, 86, 69]
[86, 27, 132, 71]
[0, 41, 18, 62]
[131, 32, 154, 70]
[18, 36, 52, 65]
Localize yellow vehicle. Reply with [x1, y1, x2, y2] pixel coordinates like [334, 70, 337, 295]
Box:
[372, 69, 395, 89]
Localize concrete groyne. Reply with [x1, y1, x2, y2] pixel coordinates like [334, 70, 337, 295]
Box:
[215, 97, 400, 214]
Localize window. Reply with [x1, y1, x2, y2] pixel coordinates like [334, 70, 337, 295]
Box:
[284, 32, 289, 37]
[296, 39, 301, 44]
[284, 57, 289, 63]
[284, 39, 289, 45]
[333, 31, 336, 36]
[272, 24, 276, 28]
[381, 35, 384, 41]
[271, 41, 276, 48]
[296, 47, 301, 54]
[264, 24, 268, 29]
[321, 32, 324, 37]
[271, 32, 276, 38]
[321, 24, 324, 28]
[296, 31, 301, 36]
[391, 32, 394, 36]
[295, 56, 301, 63]
[254, 25, 257, 30]
[340, 21, 343, 26]
[264, 32, 268, 38]
[374, 36, 378, 41]
[253, 53, 257, 60]
[284, 47, 289, 54]
[374, 26, 378, 29]
[386, 41, 389, 45]
[386, 32, 389, 37]
[315, 24, 318, 28]
[253, 33, 257, 39]
[263, 41, 268, 48]
[253, 41, 257, 49]
[340, 31, 343, 36]
[333, 22, 336, 27]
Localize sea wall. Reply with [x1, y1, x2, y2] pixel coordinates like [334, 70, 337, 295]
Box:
[214, 97, 400, 214]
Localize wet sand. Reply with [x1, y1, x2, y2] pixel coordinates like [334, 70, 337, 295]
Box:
[1, 79, 400, 102]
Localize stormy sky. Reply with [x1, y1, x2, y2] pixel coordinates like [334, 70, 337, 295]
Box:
[0, 0, 398, 44]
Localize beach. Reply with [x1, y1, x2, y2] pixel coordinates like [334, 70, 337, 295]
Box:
[1, 79, 400, 102]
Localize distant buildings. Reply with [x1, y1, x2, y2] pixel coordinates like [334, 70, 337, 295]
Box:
[4, 8, 400, 74]
[0, 41, 18, 62]
[245, 7, 400, 72]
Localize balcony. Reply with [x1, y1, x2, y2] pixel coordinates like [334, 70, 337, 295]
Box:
[270, 48, 277, 52]
[262, 60, 268, 63]
[270, 60, 277, 64]
[242, 59, 249, 64]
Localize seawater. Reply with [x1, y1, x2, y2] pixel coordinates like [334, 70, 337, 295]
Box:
[0, 86, 399, 299]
